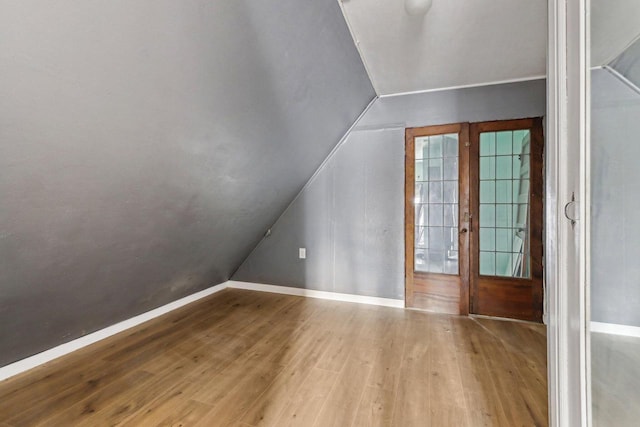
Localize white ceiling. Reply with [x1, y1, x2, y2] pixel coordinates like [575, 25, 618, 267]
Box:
[339, 0, 547, 95]
[339, 0, 640, 96]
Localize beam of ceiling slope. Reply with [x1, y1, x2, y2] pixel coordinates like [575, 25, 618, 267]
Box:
[338, 0, 547, 95]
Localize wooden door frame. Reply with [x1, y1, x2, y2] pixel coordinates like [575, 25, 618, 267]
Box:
[469, 117, 545, 322]
[405, 123, 470, 315]
[405, 118, 545, 320]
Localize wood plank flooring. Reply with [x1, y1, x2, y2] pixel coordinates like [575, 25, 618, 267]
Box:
[0, 289, 548, 426]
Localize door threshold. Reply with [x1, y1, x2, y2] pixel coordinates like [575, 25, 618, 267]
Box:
[469, 313, 545, 326]
[404, 306, 465, 317]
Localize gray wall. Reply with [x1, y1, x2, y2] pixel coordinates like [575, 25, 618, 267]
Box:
[0, 0, 374, 366]
[591, 68, 640, 327]
[233, 79, 546, 299]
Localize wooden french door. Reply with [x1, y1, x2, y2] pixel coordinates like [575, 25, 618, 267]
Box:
[405, 123, 471, 315]
[469, 118, 544, 322]
[406, 118, 544, 322]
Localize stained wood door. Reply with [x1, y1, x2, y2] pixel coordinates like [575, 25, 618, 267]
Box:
[405, 123, 470, 315]
[469, 118, 544, 322]
[405, 118, 544, 322]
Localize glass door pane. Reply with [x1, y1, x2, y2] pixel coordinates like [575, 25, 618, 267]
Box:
[414, 133, 459, 274]
[478, 129, 531, 278]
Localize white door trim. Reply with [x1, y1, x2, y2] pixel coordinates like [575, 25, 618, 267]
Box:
[547, 0, 591, 425]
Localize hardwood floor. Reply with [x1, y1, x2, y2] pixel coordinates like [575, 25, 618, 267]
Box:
[0, 289, 548, 426]
[592, 332, 640, 426]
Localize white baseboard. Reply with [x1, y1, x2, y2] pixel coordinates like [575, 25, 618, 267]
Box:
[591, 321, 640, 338]
[0, 282, 228, 382]
[226, 280, 405, 308]
[0, 280, 404, 382]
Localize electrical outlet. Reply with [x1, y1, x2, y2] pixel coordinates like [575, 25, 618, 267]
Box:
[299, 248, 306, 259]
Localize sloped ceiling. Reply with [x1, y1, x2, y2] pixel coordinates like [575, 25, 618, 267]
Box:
[339, 0, 640, 95]
[591, 0, 640, 66]
[0, 0, 374, 366]
[339, 0, 547, 95]
[609, 37, 640, 91]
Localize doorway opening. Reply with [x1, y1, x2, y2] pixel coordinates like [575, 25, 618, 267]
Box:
[405, 118, 544, 322]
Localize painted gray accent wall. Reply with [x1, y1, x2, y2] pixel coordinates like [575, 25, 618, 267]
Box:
[235, 127, 406, 299]
[0, 0, 374, 366]
[591, 69, 640, 327]
[233, 80, 546, 299]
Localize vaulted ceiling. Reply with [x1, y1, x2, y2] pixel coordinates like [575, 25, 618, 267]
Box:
[591, 0, 640, 66]
[3, 0, 640, 370]
[0, 0, 373, 366]
[339, 0, 547, 95]
[610, 38, 640, 90]
[339, 0, 640, 96]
